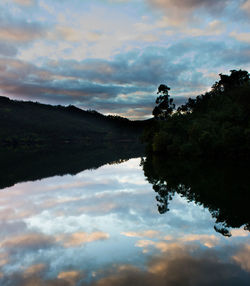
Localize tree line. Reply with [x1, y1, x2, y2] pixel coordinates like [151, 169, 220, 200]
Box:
[144, 69, 250, 159]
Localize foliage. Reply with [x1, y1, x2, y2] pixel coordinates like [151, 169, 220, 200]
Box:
[144, 69, 250, 159]
[152, 84, 175, 120]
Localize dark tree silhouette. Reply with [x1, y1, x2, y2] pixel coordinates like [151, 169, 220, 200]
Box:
[212, 69, 249, 93]
[153, 84, 175, 120]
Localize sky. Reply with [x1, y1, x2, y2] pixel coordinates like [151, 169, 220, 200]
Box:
[0, 0, 249, 119]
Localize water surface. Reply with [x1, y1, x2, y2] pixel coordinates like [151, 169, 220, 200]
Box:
[0, 156, 249, 285]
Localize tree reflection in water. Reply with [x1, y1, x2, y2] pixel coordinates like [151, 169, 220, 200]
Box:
[141, 156, 250, 237]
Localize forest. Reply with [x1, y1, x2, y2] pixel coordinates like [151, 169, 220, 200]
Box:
[143, 70, 250, 159]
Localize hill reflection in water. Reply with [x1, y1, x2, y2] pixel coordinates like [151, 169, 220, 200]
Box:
[0, 143, 144, 190]
[0, 149, 249, 285]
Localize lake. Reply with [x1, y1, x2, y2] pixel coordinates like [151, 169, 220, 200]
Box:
[0, 152, 249, 285]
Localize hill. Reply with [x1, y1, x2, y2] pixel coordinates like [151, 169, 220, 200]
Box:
[0, 96, 147, 149]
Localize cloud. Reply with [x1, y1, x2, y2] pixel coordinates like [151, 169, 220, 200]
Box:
[232, 244, 250, 272]
[23, 264, 46, 278]
[0, 0, 246, 119]
[57, 271, 82, 286]
[230, 31, 250, 43]
[241, 0, 250, 14]
[134, 233, 220, 253]
[0, 252, 9, 267]
[1, 243, 250, 286]
[0, 49, 184, 118]
[181, 234, 220, 248]
[121, 230, 161, 238]
[54, 26, 80, 42]
[136, 240, 194, 253]
[187, 20, 226, 37]
[148, 0, 227, 11]
[12, 0, 35, 6]
[0, 41, 249, 119]
[48, 25, 103, 43]
[157, 18, 226, 36]
[2, 269, 80, 286]
[231, 228, 249, 237]
[1, 271, 74, 286]
[49, 49, 184, 86]
[56, 231, 109, 247]
[0, 221, 28, 240]
[145, 0, 248, 40]
[0, 233, 55, 251]
[146, 0, 231, 26]
[0, 42, 17, 56]
[0, 16, 46, 44]
[78, 202, 118, 214]
[91, 244, 250, 286]
[135, 239, 155, 248]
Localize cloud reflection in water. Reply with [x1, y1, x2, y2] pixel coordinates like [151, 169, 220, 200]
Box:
[0, 158, 249, 285]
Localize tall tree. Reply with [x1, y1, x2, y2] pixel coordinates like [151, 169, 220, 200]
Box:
[152, 84, 175, 120]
